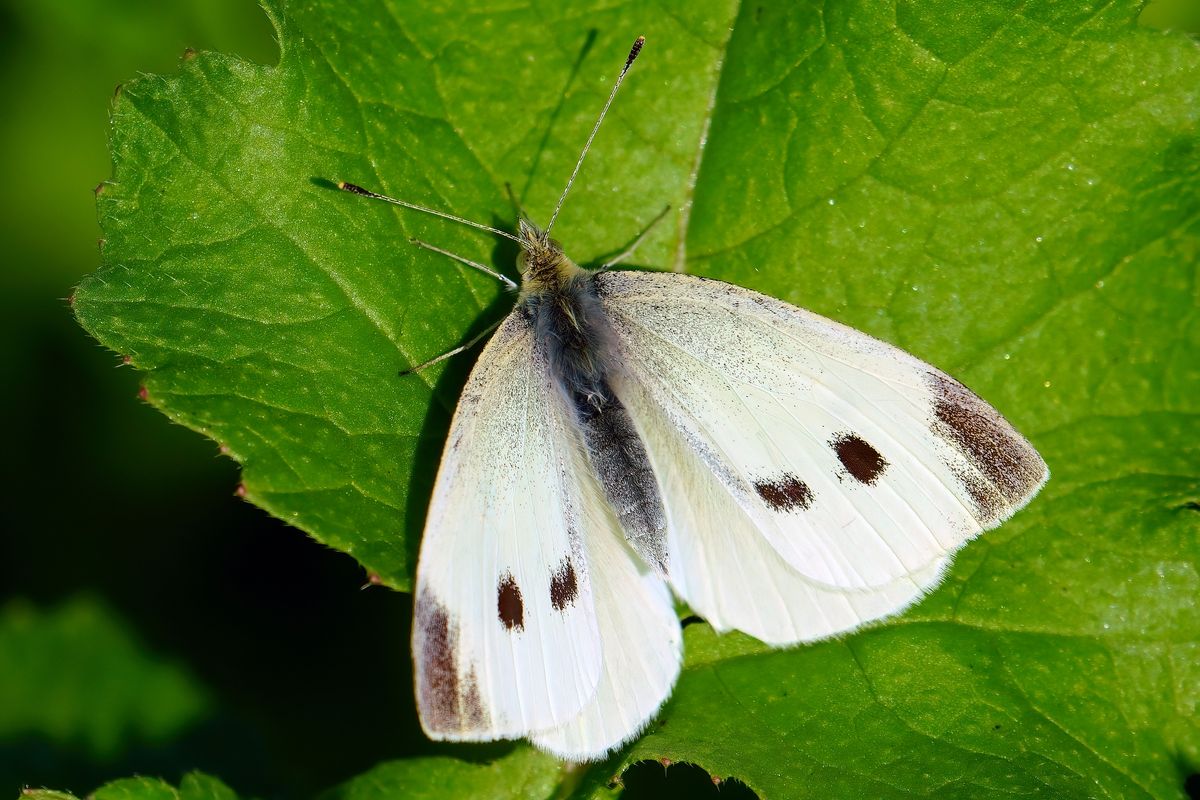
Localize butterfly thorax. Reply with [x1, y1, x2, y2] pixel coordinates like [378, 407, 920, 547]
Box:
[516, 220, 609, 405]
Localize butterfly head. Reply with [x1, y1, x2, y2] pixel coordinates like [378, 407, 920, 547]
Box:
[516, 217, 582, 297]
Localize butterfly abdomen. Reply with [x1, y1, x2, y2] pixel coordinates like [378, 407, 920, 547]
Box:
[572, 388, 667, 571]
[528, 273, 668, 572]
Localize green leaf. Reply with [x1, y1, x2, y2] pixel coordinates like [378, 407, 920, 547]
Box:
[95, 774, 237, 800]
[22, 772, 239, 800]
[322, 748, 565, 800]
[0, 597, 211, 759]
[0, 0, 275, 294]
[75, 0, 737, 589]
[19, 751, 577, 800]
[74, 0, 1198, 796]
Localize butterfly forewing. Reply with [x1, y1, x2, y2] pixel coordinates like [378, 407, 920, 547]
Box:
[596, 270, 1047, 605]
[413, 311, 603, 739]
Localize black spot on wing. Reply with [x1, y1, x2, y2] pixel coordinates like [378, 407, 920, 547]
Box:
[926, 373, 1047, 520]
[549, 557, 579, 611]
[754, 474, 813, 512]
[415, 589, 488, 732]
[497, 572, 524, 631]
[831, 433, 889, 485]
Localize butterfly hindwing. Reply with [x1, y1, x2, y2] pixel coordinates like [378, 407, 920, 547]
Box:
[530, 464, 681, 757]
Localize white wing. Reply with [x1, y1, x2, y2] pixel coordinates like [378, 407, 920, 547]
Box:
[413, 311, 603, 740]
[596, 270, 1047, 641]
[413, 308, 681, 760]
[617, 368, 950, 644]
[531, 467, 681, 758]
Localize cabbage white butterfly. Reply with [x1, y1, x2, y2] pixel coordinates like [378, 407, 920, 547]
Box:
[337, 36, 1048, 761]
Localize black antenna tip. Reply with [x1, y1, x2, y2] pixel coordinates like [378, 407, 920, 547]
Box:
[627, 36, 645, 67]
[338, 181, 371, 196]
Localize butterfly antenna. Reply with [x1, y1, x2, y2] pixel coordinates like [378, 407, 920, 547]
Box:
[544, 35, 645, 236]
[335, 181, 522, 244]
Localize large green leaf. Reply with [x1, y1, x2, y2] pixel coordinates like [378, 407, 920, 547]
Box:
[74, 0, 1198, 796]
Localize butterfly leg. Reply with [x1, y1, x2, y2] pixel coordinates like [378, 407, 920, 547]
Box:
[503, 182, 527, 221]
[598, 205, 671, 271]
[408, 238, 518, 290]
[400, 317, 505, 375]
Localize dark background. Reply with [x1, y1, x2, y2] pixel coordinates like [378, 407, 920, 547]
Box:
[1, 1, 1196, 798]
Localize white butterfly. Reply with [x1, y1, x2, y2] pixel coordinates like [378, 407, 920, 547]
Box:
[338, 36, 1048, 761]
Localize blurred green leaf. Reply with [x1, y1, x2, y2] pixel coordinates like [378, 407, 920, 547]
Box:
[323, 747, 564, 800]
[22, 772, 238, 800]
[0, 0, 275, 294]
[21, 751, 574, 800]
[1140, 0, 1200, 33]
[73, 0, 1198, 796]
[0, 597, 211, 759]
[93, 773, 237, 800]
